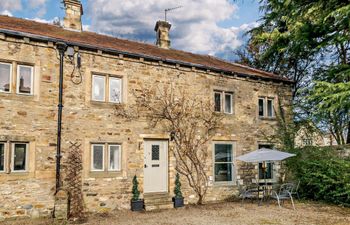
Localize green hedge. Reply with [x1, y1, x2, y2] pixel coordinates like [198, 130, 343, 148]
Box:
[287, 146, 350, 206]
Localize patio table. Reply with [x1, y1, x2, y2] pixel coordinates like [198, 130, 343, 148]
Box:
[257, 182, 279, 206]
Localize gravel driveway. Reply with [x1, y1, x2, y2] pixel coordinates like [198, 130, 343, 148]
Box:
[2, 201, 350, 225]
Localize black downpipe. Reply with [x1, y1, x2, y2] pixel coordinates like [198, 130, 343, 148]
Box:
[56, 42, 67, 193]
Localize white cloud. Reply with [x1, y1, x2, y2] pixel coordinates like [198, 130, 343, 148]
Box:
[86, 0, 252, 57]
[28, 0, 47, 8]
[28, 17, 52, 24]
[0, 0, 22, 13]
[26, 0, 47, 17]
[0, 10, 13, 17]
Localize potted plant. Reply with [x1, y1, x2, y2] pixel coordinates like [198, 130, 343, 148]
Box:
[173, 173, 184, 208]
[130, 175, 144, 211]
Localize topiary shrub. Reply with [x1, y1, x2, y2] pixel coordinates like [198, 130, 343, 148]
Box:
[174, 173, 183, 198]
[132, 175, 140, 201]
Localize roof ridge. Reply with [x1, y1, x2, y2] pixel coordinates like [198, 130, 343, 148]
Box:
[0, 15, 293, 83]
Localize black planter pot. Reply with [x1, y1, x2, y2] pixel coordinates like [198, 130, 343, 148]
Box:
[172, 197, 184, 208]
[131, 199, 144, 211]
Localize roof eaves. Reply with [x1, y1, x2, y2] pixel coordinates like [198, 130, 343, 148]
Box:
[0, 28, 294, 85]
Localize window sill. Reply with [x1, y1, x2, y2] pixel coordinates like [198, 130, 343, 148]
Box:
[0, 172, 33, 181]
[259, 117, 276, 121]
[213, 181, 236, 187]
[90, 100, 122, 108]
[16, 93, 34, 96]
[0, 92, 35, 101]
[89, 171, 123, 178]
[214, 111, 234, 116]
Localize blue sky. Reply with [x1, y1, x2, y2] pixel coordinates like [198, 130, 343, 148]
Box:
[0, 0, 262, 60]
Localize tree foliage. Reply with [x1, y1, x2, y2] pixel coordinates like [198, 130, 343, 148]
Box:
[236, 0, 350, 144]
[287, 146, 350, 206]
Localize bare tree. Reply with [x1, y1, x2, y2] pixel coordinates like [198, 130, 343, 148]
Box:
[116, 84, 223, 204]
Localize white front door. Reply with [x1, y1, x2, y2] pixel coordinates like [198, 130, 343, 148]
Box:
[144, 140, 168, 193]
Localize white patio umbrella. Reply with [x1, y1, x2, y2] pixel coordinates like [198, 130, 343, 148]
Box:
[236, 148, 296, 187]
[237, 148, 296, 163]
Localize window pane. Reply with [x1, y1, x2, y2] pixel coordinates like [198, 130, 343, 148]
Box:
[109, 145, 120, 171]
[258, 144, 273, 149]
[18, 66, 33, 94]
[215, 163, 233, 182]
[0, 144, 4, 171]
[258, 98, 264, 116]
[259, 162, 273, 179]
[267, 99, 273, 117]
[224, 94, 232, 113]
[0, 63, 11, 92]
[92, 75, 105, 101]
[109, 77, 122, 103]
[152, 145, 160, 160]
[13, 144, 27, 171]
[92, 145, 104, 170]
[215, 144, 232, 162]
[214, 92, 221, 112]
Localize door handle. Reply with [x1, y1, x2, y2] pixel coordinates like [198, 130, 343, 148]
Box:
[144, 164, 147, 168]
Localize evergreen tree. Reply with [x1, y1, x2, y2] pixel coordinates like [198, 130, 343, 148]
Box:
[174, 173, 183, 198]
[236, 0, 350, 144]
[132, 175, 140, 201]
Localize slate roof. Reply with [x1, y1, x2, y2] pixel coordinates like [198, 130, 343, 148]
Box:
[0, 15, 293, 83]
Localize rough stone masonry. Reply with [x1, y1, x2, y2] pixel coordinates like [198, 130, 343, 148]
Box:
[0, 0, 293, 221]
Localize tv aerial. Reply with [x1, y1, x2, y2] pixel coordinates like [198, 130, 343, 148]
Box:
[164, 6, 183, 22]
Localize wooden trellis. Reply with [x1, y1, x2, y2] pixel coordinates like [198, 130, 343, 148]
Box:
[64, 141, 85, 220]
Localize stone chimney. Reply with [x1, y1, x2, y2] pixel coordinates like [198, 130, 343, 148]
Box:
[63, 0, 83, 32]
[154, 21, 172, 49]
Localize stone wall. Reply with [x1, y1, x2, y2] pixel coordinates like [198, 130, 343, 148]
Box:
[0, 34, 292, 219]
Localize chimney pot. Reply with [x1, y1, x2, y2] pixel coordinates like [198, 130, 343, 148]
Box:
[63, 0, 83, 32]
[155, 21, 172, 49]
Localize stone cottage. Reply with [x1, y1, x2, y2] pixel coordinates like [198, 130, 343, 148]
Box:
[0, 0, 293, 220]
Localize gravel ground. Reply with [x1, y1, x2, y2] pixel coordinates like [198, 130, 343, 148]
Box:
[2, 201, 350, 225]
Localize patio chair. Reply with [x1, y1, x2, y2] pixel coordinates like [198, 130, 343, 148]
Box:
[237, 180, 258, 205]
[291, 180, 300, 199]
[270, 183, 295, 210]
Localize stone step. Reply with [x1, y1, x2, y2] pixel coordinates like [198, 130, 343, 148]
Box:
[144, 197, 172, 203]
[144, 203, 173, 211]
[144, 192, 170, 199]
[143, 192, 173, 211]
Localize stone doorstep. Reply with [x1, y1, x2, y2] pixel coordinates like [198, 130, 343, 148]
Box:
[144, 203, 173, 211]
[143, 192, 173, 211]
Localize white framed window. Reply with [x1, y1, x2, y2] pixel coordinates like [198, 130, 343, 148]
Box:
[267, 98, 274, 117]
[213, 143, 234, 183]
[214, 91, 222, 112]
[258, 144, 274, 179]
[92, 75, 106, 102]
[224, 93, 233, 114]
[109, 77, 122, 103]
[0, 62, 12, 93]
[303, 138, 312, 146]
[91, 144, 104, 171]
[11, 143, 28, 172]
[17, 65, 34, 95]
[258, 97, 275, 118]
[0, 143, 5, 172]
[214, 90, 233, 114]
[258, 98, 265, 117]
[92, 74, 123, 103]
[91, 143, 122, 172]
[108, 144, 121, 171]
